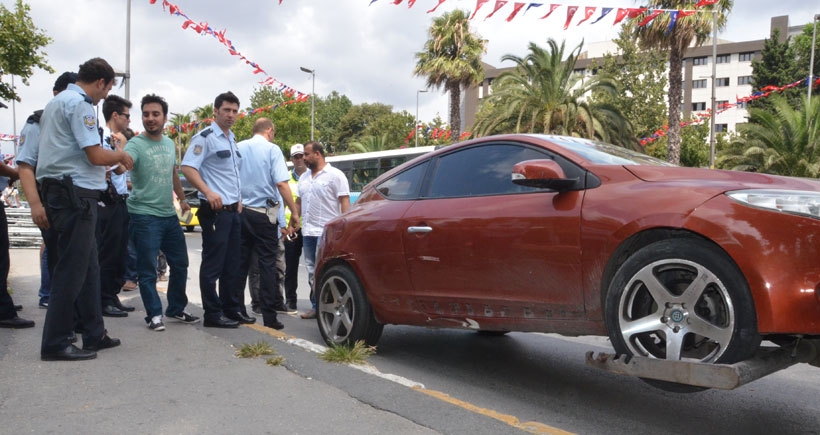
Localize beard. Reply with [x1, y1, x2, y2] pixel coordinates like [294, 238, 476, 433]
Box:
[144, 125, 163, 136]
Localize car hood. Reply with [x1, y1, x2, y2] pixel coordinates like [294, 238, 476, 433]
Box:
[624, 165, 820, 192]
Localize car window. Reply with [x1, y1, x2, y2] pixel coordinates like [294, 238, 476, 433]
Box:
[376, 161, 429, 200]
[427, 143, 548, 198]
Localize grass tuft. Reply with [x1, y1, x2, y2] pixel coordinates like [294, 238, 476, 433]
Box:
[266, 356, 285, 366]
[319, 340, 376, 364]
[235, 341, 275, 358]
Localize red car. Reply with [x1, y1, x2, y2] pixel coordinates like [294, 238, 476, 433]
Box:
[314, 134, 820, 373]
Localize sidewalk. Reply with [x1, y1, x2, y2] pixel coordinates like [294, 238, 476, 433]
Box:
[1, 248, 439, 434]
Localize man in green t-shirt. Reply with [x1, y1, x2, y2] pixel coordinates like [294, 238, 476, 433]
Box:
[122, 94, 199, 331]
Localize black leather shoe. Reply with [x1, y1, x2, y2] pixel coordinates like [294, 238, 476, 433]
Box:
[0, 316, 35, 329]
[102, 305, 128, 317]
[83, 331, 121, 351]
[14, 304, 22, 311]
[265, 320, 284, 330]
[41, 345, 97, 361]
[225, 312, 256, 324]
[68, 331, 77, 343]
[203, 315, 239, 329]
[113, 299, 135, 312]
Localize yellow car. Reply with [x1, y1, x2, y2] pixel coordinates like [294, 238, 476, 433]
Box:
[178, 177, 200, 232]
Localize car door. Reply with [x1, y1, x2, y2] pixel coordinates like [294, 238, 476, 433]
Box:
[400, 142, 586, 321]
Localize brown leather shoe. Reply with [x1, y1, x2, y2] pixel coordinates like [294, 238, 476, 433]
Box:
[300, 309, 316, 319]
[121, 281, 138, 291]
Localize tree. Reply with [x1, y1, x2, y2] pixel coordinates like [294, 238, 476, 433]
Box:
[315, 91, 353, 150]
[472, 39, 632, 147]
[167, 112, 193, 164]
[643, 119, 710, 167]
[414, 9, 487, 142]
[347, 134, 391, 154]
[363, 110, 415, 148]
[750, 28, 803, 112]
[716, 94, 820, 177]
[0, 0, 53, 102]
[591, 24, 668, 143]
[232, 86, 310, 145]
[632, 1, 733, 165]
[333, 103, 394, 152]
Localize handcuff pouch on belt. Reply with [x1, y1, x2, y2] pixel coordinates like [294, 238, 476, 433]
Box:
[265, 198, 280, 225]
[39, 175, 82, 209]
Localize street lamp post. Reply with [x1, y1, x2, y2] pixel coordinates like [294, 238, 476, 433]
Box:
[415, 89, 427, 147]
[809, 14, 819, 103]
[125, 0, 131, 99]
[300, 66, 315, 141]
[708, 9, 718, 169]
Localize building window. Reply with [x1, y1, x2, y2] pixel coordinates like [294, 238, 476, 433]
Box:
[692, 79, 708, 89]
[716, 77, 730, 87]
[739, 52, 755, 62]
[717, 100, 729, 110]
[692, 56, 708, 66]
[737, 101, 748, 109]
[692, 102, 707, 111]
[715, 124, 728, 133]
[737, 75, 753, 85]
[716, 54, 731, 64]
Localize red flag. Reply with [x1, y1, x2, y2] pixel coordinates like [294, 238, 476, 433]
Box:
[505, 2, 525, 21]
[576, 6, 596, 26]
[626, 7, 647, 18]
[540, 4, 560, 19]
[564, 6, 579, 30]
[678, 10, 698, 17]
[426, 0, 446, 13]
[637, 10, 663, 27]
[408, 0, 417, 7]
[612, 8, 629, 25]
[485, 0, 508, 20]
[695, 0, 718, 8]
[393, 0, 403, 4]
[469, 0, 490, 19]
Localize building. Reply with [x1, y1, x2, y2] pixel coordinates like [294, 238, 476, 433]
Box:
[464, 15, 808, 135]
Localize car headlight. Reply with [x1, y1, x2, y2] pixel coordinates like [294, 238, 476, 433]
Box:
[727, 190, 820, 219]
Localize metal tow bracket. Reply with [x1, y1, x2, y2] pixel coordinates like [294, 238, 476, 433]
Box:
[585, 342, 817, 390]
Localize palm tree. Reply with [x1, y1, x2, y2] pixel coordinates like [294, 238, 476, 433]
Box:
[632, 1, 732, 164]
[414, 9, 487, 142]
[472, 39, 632, 146]
[168, 112, 193, 164]
[717, 94, 820, 177]
[347, 134, 392, 154]
[192, 103, 214, 132]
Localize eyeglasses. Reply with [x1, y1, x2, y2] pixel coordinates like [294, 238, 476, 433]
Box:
[118, 112, 130, 119]
[292, 154, 304, 159]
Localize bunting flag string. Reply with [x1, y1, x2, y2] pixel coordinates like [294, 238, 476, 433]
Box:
[165, 96, 308, 137]
[404, 125, 471, 144]
[147, 0, 308, 99]
[639, 76, 820, 146]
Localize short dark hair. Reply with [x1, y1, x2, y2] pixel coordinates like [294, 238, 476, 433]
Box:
[141, 93, 169, 116]
[305, 141, 324, 157]
[53, 72, 78, 92]
[102, 95, 132, 122]
[214, 91, 239, 110]
[77, 58, 115, 86]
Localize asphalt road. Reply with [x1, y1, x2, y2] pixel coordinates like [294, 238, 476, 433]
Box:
[4, 230, 820, 434]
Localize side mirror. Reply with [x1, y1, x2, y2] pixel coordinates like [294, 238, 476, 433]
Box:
[511, 159, 578, 191]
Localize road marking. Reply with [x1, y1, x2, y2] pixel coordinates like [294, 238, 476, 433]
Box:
[244, 323, 574, 435]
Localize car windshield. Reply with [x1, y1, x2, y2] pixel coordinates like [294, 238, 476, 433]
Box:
[536, 135, 674, 166]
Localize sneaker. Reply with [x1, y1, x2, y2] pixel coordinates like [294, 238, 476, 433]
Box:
[300, 309, 316, 319]
[148, 315, 165, 331]
[157, 274, 168, 282]
[169, 311, 200, 324]
[287, 301, 297, 311]
[122, 280, 138, 291]
[275, 304, 297, 315]
[39, 300, 48, 309]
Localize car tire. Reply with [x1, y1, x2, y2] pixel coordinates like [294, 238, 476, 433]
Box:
[476, 330, 509, 337]
[605, 238, 760, 386]
[317, 265, 384, 347]
[185, 225, 195, 232]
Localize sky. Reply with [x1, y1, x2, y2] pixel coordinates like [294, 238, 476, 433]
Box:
[0, 0, 817, 145]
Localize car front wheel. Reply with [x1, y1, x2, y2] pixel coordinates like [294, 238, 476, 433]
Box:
[317, 265, 383, 347]
[605, 238, 760, 366]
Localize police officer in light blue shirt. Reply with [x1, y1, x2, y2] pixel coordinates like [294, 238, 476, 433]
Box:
[36, 58, 133, 362]
[181, 91, 248, 328]
[231, 118, 299, 330]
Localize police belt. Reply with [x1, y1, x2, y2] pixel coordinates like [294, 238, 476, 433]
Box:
[110, 193, 129, 202]
[74, 186, 103, 200]
[201, 200, 239, 212]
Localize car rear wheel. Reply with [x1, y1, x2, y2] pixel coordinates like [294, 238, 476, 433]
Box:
[605, 238, 760, 368]
[317, 265, 383, 347]
[185, 225, 195, 232]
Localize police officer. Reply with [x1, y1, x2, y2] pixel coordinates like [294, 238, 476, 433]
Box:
[36, 58, 133, 361]
[181, 91, 250, 328]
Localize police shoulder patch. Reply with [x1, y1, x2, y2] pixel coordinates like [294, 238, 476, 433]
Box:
[83, 115, 96, 131]
[193, 144, 203, 155]
[19, 135, 25, 147]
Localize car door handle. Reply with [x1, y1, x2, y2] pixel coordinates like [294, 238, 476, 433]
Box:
[407, 226, 433, 234]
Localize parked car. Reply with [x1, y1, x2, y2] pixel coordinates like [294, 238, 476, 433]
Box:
[178, 176, 200, 232]
[314, 134, 820, 382]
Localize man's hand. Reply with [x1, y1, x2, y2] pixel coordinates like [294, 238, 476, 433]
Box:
[205, 190, 223, 210]
[30, 203, 49, 229]
[288, 214, 301, 231]
[119, 152, 134, 171]
[111, 132, 127, 151]
[179, 200, 191, 213]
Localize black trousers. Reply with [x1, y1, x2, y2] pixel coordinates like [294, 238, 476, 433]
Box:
[283, 228, 302, 306]
[96, 199, 129, 306]
[0, 206, 16, 321]
[197, 206, 241, 320]
[41, 192, 105, 354]
[235, 209, 280, 326]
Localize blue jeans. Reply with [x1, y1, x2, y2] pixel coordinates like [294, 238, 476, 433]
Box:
[129, 213, 189, 322]
[303, 235, 318, 310]
[123, 237, 137, 282]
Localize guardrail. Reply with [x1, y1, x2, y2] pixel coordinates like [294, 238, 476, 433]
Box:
[5, 207, 42, 248]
